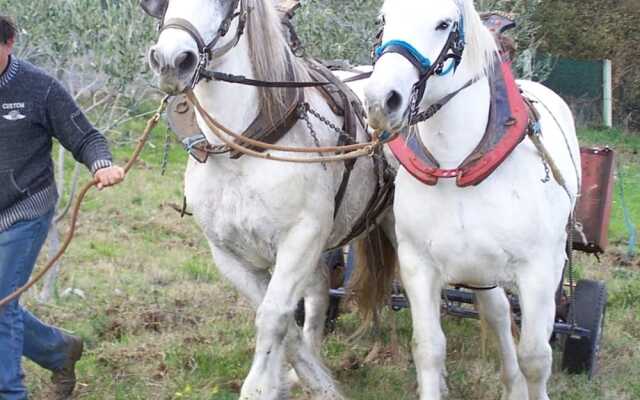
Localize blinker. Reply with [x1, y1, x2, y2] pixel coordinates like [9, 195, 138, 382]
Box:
[140, 0, 168, 20]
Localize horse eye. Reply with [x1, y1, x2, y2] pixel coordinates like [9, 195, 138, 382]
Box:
[436, 21, 450, 31]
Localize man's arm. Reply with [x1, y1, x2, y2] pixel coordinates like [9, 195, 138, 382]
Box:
[45, 79, 124, 188]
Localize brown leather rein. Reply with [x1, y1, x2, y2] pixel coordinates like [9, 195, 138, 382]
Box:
[185, 90, 392, 163]
[146, 0, 389, 162]
[0, 97, 170, 310]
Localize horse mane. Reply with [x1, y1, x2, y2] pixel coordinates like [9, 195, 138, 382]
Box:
[245, 0, 310, 121]
[456, 0, 499, 78]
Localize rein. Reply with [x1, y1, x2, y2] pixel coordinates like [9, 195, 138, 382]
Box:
[143, 0, 385, 163]
[200, 70, 372, 88]
[0, 97, 169, 310]
[185, 90, 392, 163]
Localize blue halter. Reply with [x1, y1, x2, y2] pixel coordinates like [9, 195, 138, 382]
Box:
[375, 40, 456, 77]
[374, 17, 465, 78]
[373, 16, 467, 125]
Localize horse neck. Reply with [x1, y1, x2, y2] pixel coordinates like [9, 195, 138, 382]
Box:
[418, 73, 491, 168]
[193, 34, 260, 144]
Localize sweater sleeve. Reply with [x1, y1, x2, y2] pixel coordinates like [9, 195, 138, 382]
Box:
[45, 78, 113, 173]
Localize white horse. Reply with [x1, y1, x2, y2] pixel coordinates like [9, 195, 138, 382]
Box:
[364, 1, 581, 399]
[143, 0, 395, 399]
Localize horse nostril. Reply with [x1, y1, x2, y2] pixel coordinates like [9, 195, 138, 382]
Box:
[174, 51, 198, 74]
[385, 90, 403, 113]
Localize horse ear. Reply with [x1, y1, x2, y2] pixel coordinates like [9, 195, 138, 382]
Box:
[140, 0, 168, 19]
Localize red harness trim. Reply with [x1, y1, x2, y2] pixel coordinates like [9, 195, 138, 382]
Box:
[389, 61, 529, 187]
[388, 139, 438, 185]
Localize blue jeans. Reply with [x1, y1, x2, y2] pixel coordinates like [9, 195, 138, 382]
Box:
[0, 210, 70, 400]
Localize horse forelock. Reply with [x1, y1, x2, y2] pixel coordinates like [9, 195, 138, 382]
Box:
[245, 0, 309, 123]
[381, 0, 498, 79]
[455, 0, 499, 78]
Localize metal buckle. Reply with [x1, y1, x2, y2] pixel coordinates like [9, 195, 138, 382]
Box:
[182, 134, 209, 163]
[190, 53, 208, 88]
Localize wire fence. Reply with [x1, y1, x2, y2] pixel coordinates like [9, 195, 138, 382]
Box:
[541, 57, 605, 127]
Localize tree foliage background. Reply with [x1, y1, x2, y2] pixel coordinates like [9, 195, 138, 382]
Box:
[535, 0, 640, 128]
[0, 0, 157, 137]
[0, 0, 638, 130]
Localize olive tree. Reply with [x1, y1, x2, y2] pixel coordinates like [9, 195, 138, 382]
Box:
[295, 0, 382, 64]
[296, 0, 550, 80]
[0, 0, 158, 301]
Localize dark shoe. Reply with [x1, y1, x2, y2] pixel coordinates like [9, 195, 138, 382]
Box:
[50, 334, 84, 399]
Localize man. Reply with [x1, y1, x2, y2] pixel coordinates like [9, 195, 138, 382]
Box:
[0, 15, 125, 400]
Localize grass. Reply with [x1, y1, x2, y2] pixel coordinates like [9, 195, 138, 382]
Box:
[20, 126, 640, 399]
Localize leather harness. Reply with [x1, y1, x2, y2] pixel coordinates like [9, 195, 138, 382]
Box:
[388, 58, 530, 187]
[150, 0, 393, 244]
[380, 12, 536, 188]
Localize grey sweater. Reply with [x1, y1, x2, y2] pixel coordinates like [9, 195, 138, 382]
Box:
[0, 56, 112, 232]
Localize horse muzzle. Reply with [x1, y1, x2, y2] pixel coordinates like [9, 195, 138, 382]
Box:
[365, 87, 409, 132]
[148, 44, 199, 95]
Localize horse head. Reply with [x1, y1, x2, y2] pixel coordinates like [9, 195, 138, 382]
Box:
[143, 0, 245, 94]
[364, 0, 497, 132]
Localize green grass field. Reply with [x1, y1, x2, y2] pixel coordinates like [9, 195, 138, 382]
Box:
[22, 126, 640, 399]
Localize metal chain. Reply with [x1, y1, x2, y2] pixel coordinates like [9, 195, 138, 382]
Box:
[161, 127, 171, 176]
[522, 90, 581, 194]
[304, 101, 394, 170]
[302, 102, 401, 175]
[411, 104, 442, 125]
[300, 109, 327, 170]
[209, 144, 232, 155]
[541, 157, 551, 183]
[305, 103, 357, 144]
[531, 126, 552, 183]
[195, 102, 369, 162]
[302, 102, 382, 171]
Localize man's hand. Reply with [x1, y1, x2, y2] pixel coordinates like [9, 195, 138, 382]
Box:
[94, 166, 125, 190]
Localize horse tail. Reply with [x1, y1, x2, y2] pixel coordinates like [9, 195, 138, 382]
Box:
[348, 225, 397, 332]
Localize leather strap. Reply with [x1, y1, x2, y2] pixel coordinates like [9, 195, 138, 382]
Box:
[410, 79, 477, 124]
[305, 58, 366, 219]
[162, 18, 208, 53]
[229, 95, 304, 159]
[199, 69, 371, 88]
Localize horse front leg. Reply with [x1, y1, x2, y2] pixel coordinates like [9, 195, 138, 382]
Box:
[208, 245, 270, 308]
[475, 288, 528, 400]
[516, 254, 564, 400]
[301, 264, 330, 355]
[240, 220, 342, 400]
[286, 264, 330, 388]
[212, 244, 336, 398]
[397, 241, 447, 400]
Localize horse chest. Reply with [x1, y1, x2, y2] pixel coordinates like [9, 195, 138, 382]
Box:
[183, 160, 329, 267]
[395, 170, 535, 277]
[184, 163, 285, 264]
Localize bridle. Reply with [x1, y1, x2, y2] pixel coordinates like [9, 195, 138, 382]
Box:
[140, 0, 397, 165]
[373, 16, 467, 125]
[143, 0, 249, 88]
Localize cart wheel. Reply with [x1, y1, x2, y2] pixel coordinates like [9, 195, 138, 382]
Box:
[561, 279, 607, 378]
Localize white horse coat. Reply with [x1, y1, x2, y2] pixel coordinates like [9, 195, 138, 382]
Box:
[146, 0, 394, 399]
[365, 1, 580, 399]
